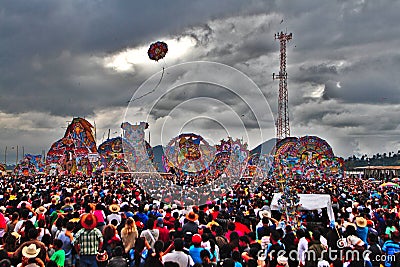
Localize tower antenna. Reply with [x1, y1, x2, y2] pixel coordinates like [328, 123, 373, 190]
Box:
[273, 31, 292, 140]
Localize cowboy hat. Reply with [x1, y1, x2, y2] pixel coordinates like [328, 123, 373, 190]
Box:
[206, 221, 219, 228]
[355, 217, 367, 228]
[186, 211, 199, 222]
[35, 206, 47, 215]
[259, 210, 271, 219]
[109, 204, 120, 213]
[22, 244, 41, 258]
[69, 217, 80, 223]
[81, 213, 98, 230]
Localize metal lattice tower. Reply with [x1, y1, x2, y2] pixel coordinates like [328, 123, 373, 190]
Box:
[273, 31, 292, 140]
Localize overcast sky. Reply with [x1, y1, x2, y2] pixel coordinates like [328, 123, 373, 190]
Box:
[1, 0, 400, 164]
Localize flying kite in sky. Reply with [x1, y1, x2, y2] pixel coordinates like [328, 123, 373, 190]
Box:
[147, 41, 168, 61]
[127, 41, 169, 104]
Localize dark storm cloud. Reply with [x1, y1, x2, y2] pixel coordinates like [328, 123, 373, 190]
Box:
[295, 63, 339, 84]
[0, 0, 276, 116]
[0, 53, 136, 116]
[148, 83, 257, 122]
[184, 13, 279, 65]
[322, 54, 400, 104]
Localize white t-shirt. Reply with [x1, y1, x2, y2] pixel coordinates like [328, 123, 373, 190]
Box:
[107, 213, 122, 225]
[297, 237, 308, 264]
[140, 229, 159, 248]
[163, 251, 194, 267]
[38, 227, 51, 241]
[14, 219, 27, 233]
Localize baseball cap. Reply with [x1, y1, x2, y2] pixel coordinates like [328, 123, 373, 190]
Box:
[192, 234, 202, 244]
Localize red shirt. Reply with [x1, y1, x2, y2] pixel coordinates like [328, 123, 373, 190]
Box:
[157, 226, 170, 243]
[211, 211, 219, 220]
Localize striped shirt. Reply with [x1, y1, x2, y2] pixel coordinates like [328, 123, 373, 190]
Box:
[382, 240, 400, 267]
[72, 228, 103, 255]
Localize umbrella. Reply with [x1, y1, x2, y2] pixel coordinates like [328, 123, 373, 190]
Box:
[368, 177, 376, 181]
[379, 182, 400, 188]
[392, 178, 400, 182]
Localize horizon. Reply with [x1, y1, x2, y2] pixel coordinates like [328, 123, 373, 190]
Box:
[1, 1, 400, 162]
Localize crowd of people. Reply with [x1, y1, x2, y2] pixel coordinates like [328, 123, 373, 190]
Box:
[0, 174, 400, 267]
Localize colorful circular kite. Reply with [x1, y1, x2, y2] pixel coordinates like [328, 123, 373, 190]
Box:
[296, 136, 334, 158]
[270, 136, 343, 180]
[274, 137, 299, 158]
[148, 41, 168, 61]
[164, 133, 215, 176]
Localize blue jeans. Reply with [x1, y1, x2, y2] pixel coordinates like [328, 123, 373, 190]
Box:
[80, 255, 98, 267]
[64, 254, 72, 267]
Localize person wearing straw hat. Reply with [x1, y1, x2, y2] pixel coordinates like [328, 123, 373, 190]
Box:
[72, 213, 104, 267]
[18, 243, 45, 267]
[35, 206, 47, 216]
[355, 217, 368, 245]
[9, 229, 49, 264]
[182, 211, 199, 235]
[107, 204, 121, 226]
[22, 244, 41, 259]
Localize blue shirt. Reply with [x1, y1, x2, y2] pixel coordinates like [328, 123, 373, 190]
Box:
[136, 212, 149, 227]
[189, 246, 211, 264]
[57, 231, 73, 257]
[382, 240, 400, 267]
[357, 226, 368, 246]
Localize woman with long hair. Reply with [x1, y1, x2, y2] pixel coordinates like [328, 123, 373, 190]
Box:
[122, 217, 139, 254]
[102, 224, 119, 257]
[103, 224, 118, 245]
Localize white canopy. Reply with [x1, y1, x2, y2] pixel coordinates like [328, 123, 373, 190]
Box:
[270, 193, 335, 222]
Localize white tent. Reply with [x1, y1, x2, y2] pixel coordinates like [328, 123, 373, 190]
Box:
[270, 193, 335, 222]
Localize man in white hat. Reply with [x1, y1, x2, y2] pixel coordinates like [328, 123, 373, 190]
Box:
[9, 228, 48, 263]
[107, 204, 122, 225]
[20, 244, 45, 267]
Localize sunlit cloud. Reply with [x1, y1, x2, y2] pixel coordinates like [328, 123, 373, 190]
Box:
[103, 36, 196, 72]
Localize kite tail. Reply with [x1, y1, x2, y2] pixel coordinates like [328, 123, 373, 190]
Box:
[128, 67, 165, 103]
